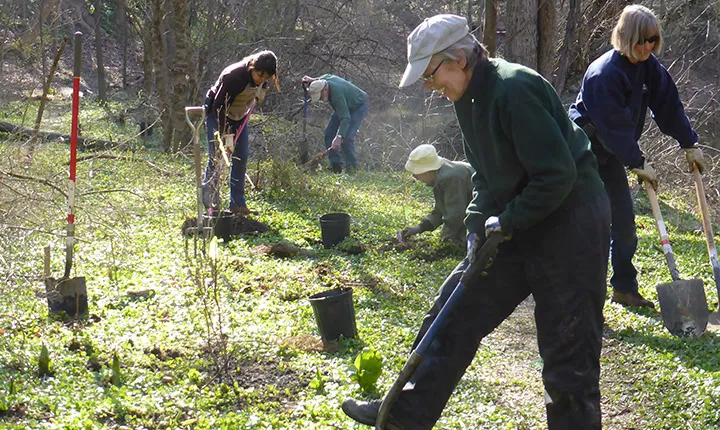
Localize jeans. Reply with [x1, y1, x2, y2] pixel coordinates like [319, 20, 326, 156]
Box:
[203, 112, 250, 210]
[596, 155, 639, 293]
[394, 193, 611, 430]
[324, 101, 368, 169]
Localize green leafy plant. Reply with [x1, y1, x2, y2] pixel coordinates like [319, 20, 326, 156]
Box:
[349, 348, 383, 394]
[110, 352, 121, 387]
[309, 369, 325, 393]
[38, 343, 53, 377]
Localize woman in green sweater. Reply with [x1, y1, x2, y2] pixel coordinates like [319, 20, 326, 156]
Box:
[343, 14, 611, 430]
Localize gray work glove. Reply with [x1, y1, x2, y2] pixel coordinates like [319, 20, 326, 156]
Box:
[400, 225, 423, 240]
[466, 232, 498, 273]
[484, 216, 511, 241]
[684, 146, 706, 174]
[630, 160, 658, 190]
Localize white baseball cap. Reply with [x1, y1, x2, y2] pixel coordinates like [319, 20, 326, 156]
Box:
[405, 144, 443, 175]
[308, 79, 327, 103]
[399, 14, 470, 88]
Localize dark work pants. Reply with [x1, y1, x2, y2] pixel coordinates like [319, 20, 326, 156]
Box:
[203, 113, 250, 210]
[394, 193, 611, 430]
[596, 155, 639, 293]
[324, 101, 368, 169]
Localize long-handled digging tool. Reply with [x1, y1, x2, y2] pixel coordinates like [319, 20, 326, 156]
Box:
[689, 162, 720, 330]
[375, 232, 503, 429]
[44, 32, 87, 317]
[217, 100, 256, 189]
[184, 105, 211, 257]
[299, 82, 310, 164]
[646, 181, 708, 336]
[692, 163, 720, 297]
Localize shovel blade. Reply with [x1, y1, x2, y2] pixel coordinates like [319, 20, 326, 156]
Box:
[656, 279, 708, 337]
[44, 276, 88, 316]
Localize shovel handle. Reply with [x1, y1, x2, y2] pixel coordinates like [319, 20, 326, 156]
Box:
[691, 163, 720, 296]
[185, 106, 205, 229]
[645, 181, 681, 281]
[375, 232, 502, 429]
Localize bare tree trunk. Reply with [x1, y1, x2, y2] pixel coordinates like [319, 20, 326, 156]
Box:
[94, 0, 107, 102]
[21, 0, 56, 47]
[554, 0, 581, 96]
[466, 0, 473, 27]
[35, 35, 68, 135]
[506, 0, 538, 69]
[142, 24, 154, 97]
[483, 0, 497, 56]
[116, 0, 128, 88]
[537, 0, 555, 80]
[169, 0, 192, 152]
[151, 0, 171, 151]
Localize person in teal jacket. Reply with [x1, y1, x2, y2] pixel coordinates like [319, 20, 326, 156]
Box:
[342, 14, 610, 430]
[302, 74, 369, 173]
[400, 144, 474, 246]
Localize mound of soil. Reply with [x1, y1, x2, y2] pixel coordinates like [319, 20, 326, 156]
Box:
[181, 213, 270, 240]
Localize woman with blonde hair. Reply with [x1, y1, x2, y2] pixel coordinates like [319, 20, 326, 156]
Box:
[569, 5, 706, 308]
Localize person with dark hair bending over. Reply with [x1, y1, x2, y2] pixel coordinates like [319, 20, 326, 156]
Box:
[203, 50, 279, 215]
[569, 5, 707, 308]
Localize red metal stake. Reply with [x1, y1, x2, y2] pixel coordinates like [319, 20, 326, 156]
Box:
[64, 32, 82, 278]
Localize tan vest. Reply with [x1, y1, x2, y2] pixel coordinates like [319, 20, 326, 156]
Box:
[226, 83, 266, 121]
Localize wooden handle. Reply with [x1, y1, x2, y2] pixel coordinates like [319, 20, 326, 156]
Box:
[691, 163, 720, 295]
[645, 181, 681, 281]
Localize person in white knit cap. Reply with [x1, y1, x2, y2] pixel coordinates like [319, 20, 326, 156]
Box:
[400, 144, 474, 246]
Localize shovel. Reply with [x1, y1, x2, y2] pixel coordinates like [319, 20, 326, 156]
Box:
[375, 232, 503, 429]
[299, 82, 310, 164]
[689, 163, 720, 330]
[645, 181, 708, 336]
[44, 32, 87, 317]
[217, 100, 256, 188]
[184, 105, 212, 256]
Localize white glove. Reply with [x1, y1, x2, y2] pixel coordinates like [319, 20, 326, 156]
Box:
[484, 216, 511, 241]
[630, 160, 658, 190]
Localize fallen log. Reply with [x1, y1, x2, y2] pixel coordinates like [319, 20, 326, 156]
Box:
[0, 119, 118, 150]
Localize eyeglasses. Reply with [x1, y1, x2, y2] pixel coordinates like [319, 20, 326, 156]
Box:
[637, 35, 659, 45]
[421, 60, 445, 82]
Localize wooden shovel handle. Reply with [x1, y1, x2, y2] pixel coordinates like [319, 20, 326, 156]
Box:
[691, 163, 720, 295]
[645, 181, 681, 281]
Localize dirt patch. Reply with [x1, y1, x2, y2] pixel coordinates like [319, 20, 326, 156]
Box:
[251, 241, 300, 258]
[233, 359, 306, 410]
[181, 213, 270, 239]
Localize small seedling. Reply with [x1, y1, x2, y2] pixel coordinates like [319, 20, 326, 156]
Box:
[38, 343, 53, 377]
[110, 352, 121, 387]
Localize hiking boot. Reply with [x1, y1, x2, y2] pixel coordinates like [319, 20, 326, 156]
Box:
[341, 398, 402, 429]
[229, 206, 251, 216]
[612, 290, 655, 308]
[331, 163, 343, 174]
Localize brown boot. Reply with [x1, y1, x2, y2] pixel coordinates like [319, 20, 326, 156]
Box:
[230, 206, 251, 216]
[612, 290, 655, 308]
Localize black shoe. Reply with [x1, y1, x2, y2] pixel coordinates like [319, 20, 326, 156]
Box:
[341, 398, 402, 429]
[331, 163, 342, 174]
[612, 290, 655, 308]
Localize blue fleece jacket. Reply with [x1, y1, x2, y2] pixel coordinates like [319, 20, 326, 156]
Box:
[568, 49, 697, 168]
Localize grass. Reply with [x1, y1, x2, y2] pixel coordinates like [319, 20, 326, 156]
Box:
[3, 100, 720, 429]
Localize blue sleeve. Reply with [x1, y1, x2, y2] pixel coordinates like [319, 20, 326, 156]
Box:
[582, 65, 644, 167]
[646, 56, 698, 148]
